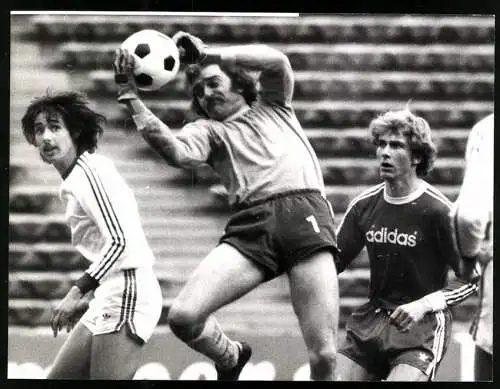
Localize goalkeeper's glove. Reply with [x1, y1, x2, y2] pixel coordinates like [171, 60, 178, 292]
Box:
[172, 31, 208, 64]
[113, 48, 139, 103]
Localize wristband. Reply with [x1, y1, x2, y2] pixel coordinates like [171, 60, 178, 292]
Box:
[421, 292, 447, 312]
[75, 272, 99, 295]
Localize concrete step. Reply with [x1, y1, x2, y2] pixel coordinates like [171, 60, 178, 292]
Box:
[105, 99, 494, 130]
[8, 213, 224, 245]
[8, 242, 215, 272]
[54, 41, 495, 72]
[83, 69, 494, 102]
[23, 14, 494, 44]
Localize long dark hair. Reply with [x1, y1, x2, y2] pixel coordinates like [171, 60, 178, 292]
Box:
[21, 91, 105, 154]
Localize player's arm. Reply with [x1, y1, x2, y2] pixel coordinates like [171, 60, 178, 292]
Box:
[389, 275, 479, 332]
[391, 202, 481, 331]
[419, 275, 479, 314]
[451, 119, 493, 260]
[420, 208, 481, 312]
[173, 31, 294, 105]
[334, 203, 365, 274]
[113, 49, 213, 168]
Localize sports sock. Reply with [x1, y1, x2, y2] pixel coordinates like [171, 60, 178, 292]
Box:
[187, 316, 241, 369]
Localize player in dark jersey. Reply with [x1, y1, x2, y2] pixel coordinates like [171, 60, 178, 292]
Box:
[334, 109, 479, 381]
[113, 31, 340, 380]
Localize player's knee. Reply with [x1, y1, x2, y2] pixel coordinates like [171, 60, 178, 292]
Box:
[167, 303, 203, 340]
[308, 346, 337, 378]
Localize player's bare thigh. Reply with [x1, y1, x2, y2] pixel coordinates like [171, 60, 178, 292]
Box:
[90, 325, 145, 379]
[386, 363, 429, 381]
[286, 250, 339, 342]
[170, 242, 267, 320]
[47, 321, 92, 379]
[335, 353, 377, 381]
[286, 250, 339, 380]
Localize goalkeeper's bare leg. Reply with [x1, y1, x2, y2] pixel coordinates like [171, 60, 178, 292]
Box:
[167, 243, 266, 379]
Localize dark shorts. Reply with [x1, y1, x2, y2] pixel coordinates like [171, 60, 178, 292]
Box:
[220, 189, 338, 279]
[339, 302, 453, 380]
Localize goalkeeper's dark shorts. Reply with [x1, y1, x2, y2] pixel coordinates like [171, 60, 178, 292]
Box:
[219, 188, 338, 280]
[339, 302, 453, 380]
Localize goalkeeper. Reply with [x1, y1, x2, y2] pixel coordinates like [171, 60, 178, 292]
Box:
[113, 31, 340, 381]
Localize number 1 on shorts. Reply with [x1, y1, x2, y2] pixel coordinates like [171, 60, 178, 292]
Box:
[306, 215, 320, 233]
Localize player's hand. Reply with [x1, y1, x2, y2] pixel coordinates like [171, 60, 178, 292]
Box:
[172, 31, 207, 64]
[475, 245, 492, 267]
[389, 301, 428, 332]
[458, 257, 482, 284]
[50, 286, 83, 337]
[113, 48, 139, 103]
[64, 290, 93, 333]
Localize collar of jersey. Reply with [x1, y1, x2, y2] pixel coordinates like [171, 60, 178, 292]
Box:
[222, 105, 251, 122]
[383, 179, 427, 204]
[62, 151, 87, 180]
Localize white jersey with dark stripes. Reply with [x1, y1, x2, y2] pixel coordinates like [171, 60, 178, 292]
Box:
[59, 151, 155, 284]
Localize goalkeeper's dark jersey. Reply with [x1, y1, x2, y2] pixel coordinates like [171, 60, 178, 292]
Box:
[335, 180, 477, 309]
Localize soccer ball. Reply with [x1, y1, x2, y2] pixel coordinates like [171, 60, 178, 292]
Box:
[120, 29, 180, 91]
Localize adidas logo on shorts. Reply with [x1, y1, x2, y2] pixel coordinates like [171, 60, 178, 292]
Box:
[102, 312, 112, 320]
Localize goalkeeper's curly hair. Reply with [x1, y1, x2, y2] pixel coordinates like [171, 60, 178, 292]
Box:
[21, 91, 105, 154]
[185, 62, 258, 118]
[369, 107, 437, 178]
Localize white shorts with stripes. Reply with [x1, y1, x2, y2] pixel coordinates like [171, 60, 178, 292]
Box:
[80, 267, 162, 344]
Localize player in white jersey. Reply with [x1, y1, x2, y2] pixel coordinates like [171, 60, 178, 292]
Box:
[451, 113, 493, 381]
[21, 92, 163, 379]
[334, 109, 479, 381]
[113, 31, 340, 380]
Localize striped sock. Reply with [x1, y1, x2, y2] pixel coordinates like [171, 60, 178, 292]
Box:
[187, 316, 241, 369]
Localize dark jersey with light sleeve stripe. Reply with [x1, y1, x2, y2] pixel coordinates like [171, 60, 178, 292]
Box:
[335, 180, 477, 309]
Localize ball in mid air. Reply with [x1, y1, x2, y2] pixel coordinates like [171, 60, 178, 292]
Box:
[121, 29, 180, 91]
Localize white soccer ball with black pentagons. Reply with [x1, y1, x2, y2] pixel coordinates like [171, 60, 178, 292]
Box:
[121, 29, 180, 91]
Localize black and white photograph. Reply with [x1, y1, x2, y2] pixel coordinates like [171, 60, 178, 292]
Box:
[8, 11, 494, 381]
